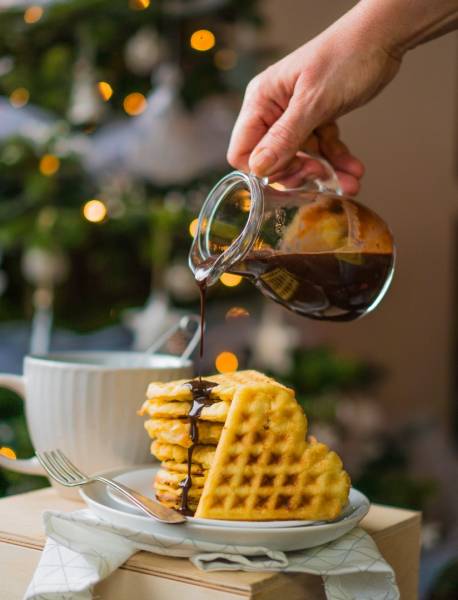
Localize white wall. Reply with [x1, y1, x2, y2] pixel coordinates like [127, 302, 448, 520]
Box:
[262, 0, 458, 426]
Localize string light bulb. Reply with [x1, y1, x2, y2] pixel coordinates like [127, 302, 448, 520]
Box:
[220, 273, 242, 287]
[83, 199, 107, 223]
[190, 29, 216, 52]
[97, 81, 113, 101]
[189, 218, 199, 238]
[225, 306, 250, 319]
[24, 6, 43, 23]
[9, 87, 29, 108]
[39, 154, 60, 176]
[129, 0, 150, 9]
[215, 351, 238, 373]
[0, 447, 16, 460]
[123, 92, 147, 116]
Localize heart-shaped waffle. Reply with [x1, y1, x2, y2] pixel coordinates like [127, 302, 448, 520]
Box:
[195, 380, 350, 520]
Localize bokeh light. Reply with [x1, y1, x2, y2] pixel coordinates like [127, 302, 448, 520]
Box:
[220, 273, 242, 287]
[235, 189, 251, 212]
[225, 306, 250, 319]
[39, 154, 60, 176]
[24, 6, 43, 24]
[215, 351, 238, 373]
[97, 81, 113, 101]
[123, 92, 147, 116]
[83, 199, 107, 223]
[9, 87, 29, 108]
[190, 29, 216, 52]
[189, 218, 199, 238]
[214, 48, 237, 70]
[269, 182, 286, 191]
[129, 0, 150, 9]
[0, 447, 16, 460]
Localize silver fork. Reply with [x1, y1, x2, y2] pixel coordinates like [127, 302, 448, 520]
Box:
[36, 449, 185, 524]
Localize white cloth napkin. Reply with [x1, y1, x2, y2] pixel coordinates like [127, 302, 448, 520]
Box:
[25, 509, 399, 600]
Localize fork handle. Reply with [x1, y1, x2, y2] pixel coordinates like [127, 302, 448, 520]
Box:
[94, 476, 186, 524]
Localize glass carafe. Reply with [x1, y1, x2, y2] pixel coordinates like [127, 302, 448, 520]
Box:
[189, 157, 395, 321]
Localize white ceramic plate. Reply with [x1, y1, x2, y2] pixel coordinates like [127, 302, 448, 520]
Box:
[106, 466, 352, 528]
[80, 466, 370, 552]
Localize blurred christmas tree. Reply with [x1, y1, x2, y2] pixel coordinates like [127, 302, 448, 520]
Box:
[0, 0, 266, 496]
[0, 0, 266, 333]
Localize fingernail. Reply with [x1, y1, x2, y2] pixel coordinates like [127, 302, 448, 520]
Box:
[250, 148, 277, 177]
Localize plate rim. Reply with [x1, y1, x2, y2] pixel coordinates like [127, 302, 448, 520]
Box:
[81, 465, 370, 533]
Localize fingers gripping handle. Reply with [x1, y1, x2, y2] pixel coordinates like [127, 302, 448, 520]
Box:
[263, 152, 343, 195]
[0, 374, 46, 476]
[309, 154, 342, 195]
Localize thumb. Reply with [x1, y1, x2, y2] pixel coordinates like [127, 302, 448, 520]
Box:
[248, 98, 318, 178]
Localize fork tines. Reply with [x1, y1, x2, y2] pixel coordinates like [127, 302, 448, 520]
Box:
[36, 449, 89, 487]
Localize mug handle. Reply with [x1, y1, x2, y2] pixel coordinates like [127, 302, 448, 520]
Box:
[0, 374, 46, 476]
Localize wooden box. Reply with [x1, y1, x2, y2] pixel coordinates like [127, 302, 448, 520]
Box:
[0, 488, 421, 599]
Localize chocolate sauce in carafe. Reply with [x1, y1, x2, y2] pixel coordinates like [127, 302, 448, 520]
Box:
[232, 250, 394, 321]
[196, 249, 393, 323]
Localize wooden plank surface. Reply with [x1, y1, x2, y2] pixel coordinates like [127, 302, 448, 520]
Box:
[0, 489, 283, 595]
[0, 541, 323, 600]
[0, 488, 421, 599]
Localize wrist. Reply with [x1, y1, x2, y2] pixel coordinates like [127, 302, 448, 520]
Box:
[348, 0, 458, 57]
[339, 1, 407, 60]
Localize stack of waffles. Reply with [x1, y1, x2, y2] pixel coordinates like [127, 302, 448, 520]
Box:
[139, 370, 350, 520]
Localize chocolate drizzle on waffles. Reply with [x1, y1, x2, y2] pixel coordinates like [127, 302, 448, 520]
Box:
[179, 378, 217, 514]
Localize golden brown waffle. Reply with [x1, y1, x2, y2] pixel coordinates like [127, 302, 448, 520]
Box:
[155, 490, 199, 512]
[139, 371, 287, 422]
[194, 379, 349, 520]
[141, 370, 287, 406]
[155, 467, 206, 490]
[144, 418, 222, 447]
[141, 399, 229, 422]
[154, 468, 204, 512]
[151, 440, 216, 470]
[162, 460, 207, 475]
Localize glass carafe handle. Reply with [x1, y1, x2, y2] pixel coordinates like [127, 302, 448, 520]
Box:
[307, 153, 343, 195]
[262, 152, 343, 196]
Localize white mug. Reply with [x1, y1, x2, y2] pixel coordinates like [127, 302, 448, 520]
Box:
[0, 350, 193, 496]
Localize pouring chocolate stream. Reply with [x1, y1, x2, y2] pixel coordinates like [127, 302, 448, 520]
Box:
[179, 277, 216, 515]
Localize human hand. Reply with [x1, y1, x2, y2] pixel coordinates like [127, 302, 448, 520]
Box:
[227, 6, 402, 195]
[267, 122, 365, 196]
